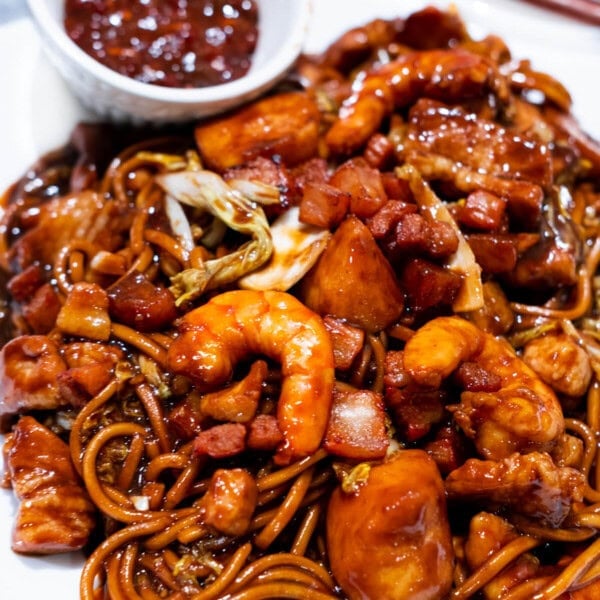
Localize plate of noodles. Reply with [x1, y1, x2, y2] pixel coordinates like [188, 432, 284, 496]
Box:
[1, 1, 600, 599]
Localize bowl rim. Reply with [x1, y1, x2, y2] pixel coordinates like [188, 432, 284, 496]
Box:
[26, 0, 312, 105]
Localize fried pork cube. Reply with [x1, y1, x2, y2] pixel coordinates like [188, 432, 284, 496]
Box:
[56, 282, 111, 341]
[107, 270, 178, 332]
[0, 335, 67, 418]
[58, 341, 124, 407]
[4, 416, 96, 554]
[194, 92, 321, 171]
[324, 383, 389, 460]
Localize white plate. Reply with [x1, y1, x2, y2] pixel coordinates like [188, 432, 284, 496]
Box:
[1, 1, 599, 598]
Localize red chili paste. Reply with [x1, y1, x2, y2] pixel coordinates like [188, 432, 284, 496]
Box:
[64, 0, 259, 88]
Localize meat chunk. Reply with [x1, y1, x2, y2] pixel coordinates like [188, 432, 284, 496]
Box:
[301, 216, 404, 332]
[107, 270, 178, 332]
[58, 341, 124, 407]
[327, 449, 454, 600]
[194, 92, 321, 171]
[323, 316, 365, 371]
[201, 468, 257, 536]
[523, 332, 592, 398]
[445, 451, 584, 527]
[324, 383, 389, 460]
[403, 99, 552, 189]
[193, 423, 247, 459]
[246, 414, 284, 451]
[4, 416, 96, 554]
[0, 335, 67, 417]
[8, 191, 105, 270]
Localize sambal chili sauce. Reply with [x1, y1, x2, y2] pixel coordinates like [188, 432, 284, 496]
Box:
[64, 0, 259, 88]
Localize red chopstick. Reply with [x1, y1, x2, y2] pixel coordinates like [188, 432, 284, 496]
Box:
[522, 0, 600, 25]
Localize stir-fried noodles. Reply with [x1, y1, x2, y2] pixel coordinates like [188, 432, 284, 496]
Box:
[2, 5, 600, 599]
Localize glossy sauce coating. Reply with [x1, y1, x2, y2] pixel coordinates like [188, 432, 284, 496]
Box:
[326, 449, 454, 600]
[64, 0, 258, 88]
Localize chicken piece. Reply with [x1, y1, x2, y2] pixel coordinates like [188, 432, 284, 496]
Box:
[8, 190, 106, 270]
[402, 99, 553, 190]
[523, 332, 592, 398]
[201, 468, 257, 536]
[0, 335, 67, 417]
[4, 416, 96, 553]
[300, 216, 404, 332]
[445, 451, 585, 527]
[464, 512, 540, 600]
[194, 92, 321, 171]
[327, 449, 454, 600]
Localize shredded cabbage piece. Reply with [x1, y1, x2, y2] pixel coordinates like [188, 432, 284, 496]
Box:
[156, 170, 274, 305]
[239, 206, 330, 291]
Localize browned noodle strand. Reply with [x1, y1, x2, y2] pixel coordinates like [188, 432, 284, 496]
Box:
[135, 382, 173, 454]
[533, 537, 600, 599]
[80, 518, 174, 600]
[254, 467, 315, 550]
[110, 322, 169, 367]
[291, 504, 322, 556]
[190, 542, 253, 600]
[69, 378, 121, 476]
[119, 544, 147, 600]
[450, 536, 540, 600]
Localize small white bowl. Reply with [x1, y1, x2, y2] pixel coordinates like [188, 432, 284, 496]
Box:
[26, 0, 312, 124]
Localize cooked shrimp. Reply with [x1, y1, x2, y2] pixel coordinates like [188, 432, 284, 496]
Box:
[403, 316, 565, 459]
[325, 48, 510, 155]
[167, 290, 334, 464]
